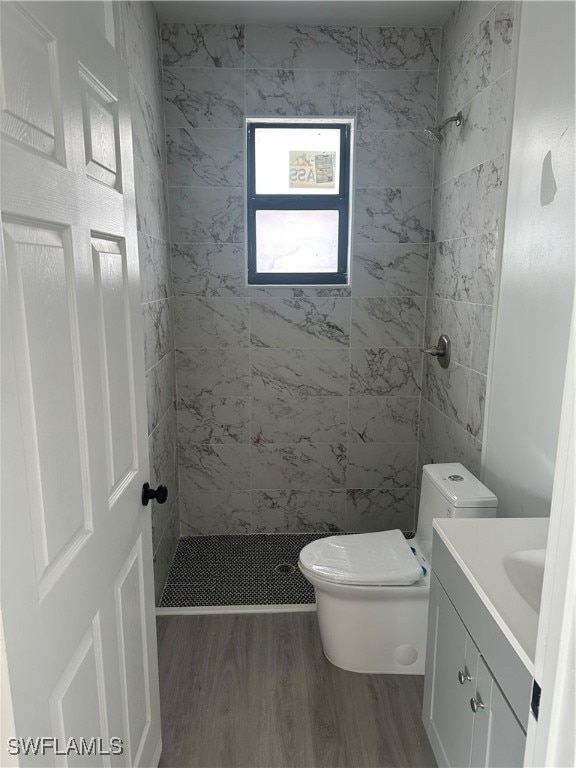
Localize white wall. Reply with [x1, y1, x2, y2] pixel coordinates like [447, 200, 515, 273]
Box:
[483, 1, 575, 517]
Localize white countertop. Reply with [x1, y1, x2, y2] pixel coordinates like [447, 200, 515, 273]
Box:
[433, 517, 550, 674]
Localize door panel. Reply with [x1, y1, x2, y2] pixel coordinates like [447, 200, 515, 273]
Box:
[471, 657, 526, 768]
[2, 220, 92, 583]
[91, 236, 137, 500]
[115, 539, 153, 766]
[1, 3, 161, 765]
[0, 3, 63, 160]
[49, 618, 109, 767]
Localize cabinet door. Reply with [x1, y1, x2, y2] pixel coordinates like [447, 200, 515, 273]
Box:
[470, 657, 526, 768]
[426, 575, 480, 768]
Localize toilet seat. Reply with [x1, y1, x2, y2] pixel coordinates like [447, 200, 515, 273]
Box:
[299, 529, 424, 586]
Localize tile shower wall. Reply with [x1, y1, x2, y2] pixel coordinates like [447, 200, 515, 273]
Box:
[418, 2, 517, 483]
[162, 23, 441, 534]
[116, 2, 178, 601]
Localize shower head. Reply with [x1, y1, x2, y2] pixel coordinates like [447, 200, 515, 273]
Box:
[422, 111, 463, 148]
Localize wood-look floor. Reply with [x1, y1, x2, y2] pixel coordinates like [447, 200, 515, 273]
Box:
[157, 613, 436, 768]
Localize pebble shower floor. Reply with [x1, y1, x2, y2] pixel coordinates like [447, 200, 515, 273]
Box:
[159, 533, 345, 608]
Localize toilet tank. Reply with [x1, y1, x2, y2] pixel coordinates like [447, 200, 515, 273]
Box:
[417, 463, 497, 546]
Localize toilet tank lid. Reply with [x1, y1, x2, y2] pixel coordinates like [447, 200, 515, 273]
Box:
[423, 463, 498, 508]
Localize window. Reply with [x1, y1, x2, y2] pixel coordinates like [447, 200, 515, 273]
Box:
[246, 119, 353, 285]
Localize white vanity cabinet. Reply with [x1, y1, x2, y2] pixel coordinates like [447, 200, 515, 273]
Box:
[423, 571, 526, 768]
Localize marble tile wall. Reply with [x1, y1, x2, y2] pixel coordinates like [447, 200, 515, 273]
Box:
[418, 2, 517, 495]
[116, 2, 178, 603]
[162, 22, 441, 535]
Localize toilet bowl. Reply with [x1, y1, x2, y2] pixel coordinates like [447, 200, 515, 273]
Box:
[298, 463, 498, 674]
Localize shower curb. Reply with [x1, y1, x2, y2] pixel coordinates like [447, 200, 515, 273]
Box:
[156, 604, 317, 616]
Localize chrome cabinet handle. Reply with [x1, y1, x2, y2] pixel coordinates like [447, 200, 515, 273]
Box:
[470, 695, 485, 713]
[458, 669, 472, 685]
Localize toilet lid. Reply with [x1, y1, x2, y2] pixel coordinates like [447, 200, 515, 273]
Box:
[299, 530, 424, 586]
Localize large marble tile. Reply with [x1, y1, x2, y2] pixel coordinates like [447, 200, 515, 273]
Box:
[153, 499, 179, 604]
[251, 490, 347, 533]
[135, 159, 168, 242]
[422, 402, 481, 476]
[146, 351, 175, 434]
[352, 243, 428, 298]
[130, 76, 165, 179]
[180, 491, 252, 535]
[349, 348, 422, 396]
[252, 396, 347, 444]
[169, 187, 244, 244]
[166, 128, 244, 188]
[355, 188, 432, 244]
[163, 68, 245, 129]
[467, 370, 487, 440]
[138, 232, 171, 304]
[470, 304, 493, 374]
[441, 1, 494, 65]
[440, 16, 493, 119]
[250, 298, 350, 348]
[428, 234, 497, 304]
[151, 480, 176, 558]
[179, 443, 251, 491]
[432, 155, 504, 241]
[357, 70, 437, 130]
[161, 23, 245, 68]
[171, 243, 246, 297]
[249, 285, 351, 298]
[436, 73, 510, 186]
[246, 69, 356, 117]
[424, 358, 470, 429]
[148, 405, 178, 519]
[251, 348, 349, 397]
[424, 298, 473, 368]
[358, 27, 440, 70]
[176, 348, 250, 397]
[485, 72, 511, 163]
[355, 131, 434, 188]
[351, 296, 425, 347]
[117, 1, 163, 107]
[173, 296, 249, 349]
[143, 298, 172, 371]
[349, 396, 419, 443]
[345, 488, 415, 533]
[490, 2, 515, 82]
[346, 443, 417, 488]
[252, 443, 346, 489]
[246, 24, 357, 69]
[178, 396, 250, 444]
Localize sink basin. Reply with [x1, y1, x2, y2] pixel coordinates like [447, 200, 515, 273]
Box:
[503, 548, 546, 612]
[432, 517, 549, 672]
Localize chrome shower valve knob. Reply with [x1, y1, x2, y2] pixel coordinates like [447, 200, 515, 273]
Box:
[420, 334, 451, 368]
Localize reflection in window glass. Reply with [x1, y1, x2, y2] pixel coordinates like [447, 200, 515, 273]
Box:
[254, 127, 341, 196]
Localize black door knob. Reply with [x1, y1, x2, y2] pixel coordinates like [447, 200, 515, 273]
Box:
[142, 482, 168, 506]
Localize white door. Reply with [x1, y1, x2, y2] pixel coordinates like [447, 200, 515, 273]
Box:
[1, 2, 161, 766]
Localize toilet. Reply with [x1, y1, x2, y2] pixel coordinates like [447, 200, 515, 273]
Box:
[298, 463, 497, 674]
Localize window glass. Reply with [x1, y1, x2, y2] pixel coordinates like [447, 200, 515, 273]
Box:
[255, 210, 339, 273]
[254, 127, 341, 196]
[247, 120, 352, 285]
